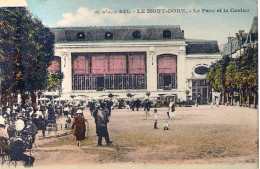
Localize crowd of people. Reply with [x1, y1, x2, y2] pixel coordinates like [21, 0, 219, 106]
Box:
[0, 100, 85, 166]
[0, 96, 177, 166]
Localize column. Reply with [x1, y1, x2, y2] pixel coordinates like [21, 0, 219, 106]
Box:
[177, 46, 186, 96]
[146, 47, 157, 91]
[61, 49, 72, 96]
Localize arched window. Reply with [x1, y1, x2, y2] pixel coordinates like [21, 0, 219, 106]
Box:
[163, 30, 171, 38]
[132, 30, 141, 39]
[105, 32, 113, 40]
[77, 32, 85, 40]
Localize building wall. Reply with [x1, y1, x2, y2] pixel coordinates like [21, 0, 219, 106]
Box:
[53, 41, 221, 101]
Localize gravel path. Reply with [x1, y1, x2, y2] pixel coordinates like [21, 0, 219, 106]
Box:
[5, 105, 258, 168]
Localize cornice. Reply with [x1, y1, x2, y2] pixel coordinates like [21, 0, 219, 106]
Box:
[55, 42, 187, 49]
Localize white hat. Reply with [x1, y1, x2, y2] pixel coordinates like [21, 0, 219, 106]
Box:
[76, 109, 83, 114]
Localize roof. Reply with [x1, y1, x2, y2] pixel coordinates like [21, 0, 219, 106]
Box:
[51, 25, 185, 42]
[0, 0, 28, 8]
[185, 39, 220, 54]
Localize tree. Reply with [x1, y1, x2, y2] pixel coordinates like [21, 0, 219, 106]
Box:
[207, 56, 231, 104]
[237, 46, 258, 107]
[0, 7, 55, 107]
[207, 45, 258, 107]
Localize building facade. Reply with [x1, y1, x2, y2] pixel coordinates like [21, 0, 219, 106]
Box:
[48, 25, 221, 103]
[223, 16, 258, 58]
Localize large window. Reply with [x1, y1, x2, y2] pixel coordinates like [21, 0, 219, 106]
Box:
[157, 54, 177, 90]
[72, 52, 146, 90]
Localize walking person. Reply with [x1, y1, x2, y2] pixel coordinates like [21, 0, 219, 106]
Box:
[153, 109, 158, 129]
[95, 105, 112, 146]
[71, 109, 86, 147]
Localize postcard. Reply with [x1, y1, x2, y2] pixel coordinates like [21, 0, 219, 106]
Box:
[0, 0, 258, 169]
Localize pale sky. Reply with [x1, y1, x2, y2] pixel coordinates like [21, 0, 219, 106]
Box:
[5, 0, 259, 45]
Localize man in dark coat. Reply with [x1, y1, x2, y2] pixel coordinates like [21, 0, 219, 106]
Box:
[95, 105, 112, 146]
[71, 109, 86, 147]
[135, 99, 141, 111]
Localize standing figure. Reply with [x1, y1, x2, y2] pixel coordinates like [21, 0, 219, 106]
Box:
[38, 115, 46, 137]
[135, 99, 141, 111]
[95, 106, 112, 146]
[89, 101, 96, 116]
[168, 100, 176, 120]
[71, 109, 86, 147]
[153, 109, 158, 129]
[144, 99, 151, 119]
[131, 100, 135, 111]
[125, 100, 130, 109]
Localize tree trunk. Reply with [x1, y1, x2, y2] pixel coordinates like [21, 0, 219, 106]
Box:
[253, 92, 256, 108]
[31, 91, 37, 109]
[242, 91, 245, 106]
[222, 91, 225, 104]
[226, 92, 229, 105]
[247, 94, 250, 107]
[231, 94, 233, 106]
[239, 93, 242, 106]
[21, 91, 26, 108]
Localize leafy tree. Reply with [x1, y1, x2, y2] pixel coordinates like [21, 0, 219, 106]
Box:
[0, 8, 55, 107]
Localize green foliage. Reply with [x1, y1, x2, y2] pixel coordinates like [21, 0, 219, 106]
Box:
[207, 46, 258, 99]
[0, 8, 55, 98]
[46, 72, 64, 91]
[237, 47, 258, 93]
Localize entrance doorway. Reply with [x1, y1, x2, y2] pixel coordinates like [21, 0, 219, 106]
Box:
[97, 77, 104, 91]
[163, 75, 172, 90]
[192, 79, 212, 104]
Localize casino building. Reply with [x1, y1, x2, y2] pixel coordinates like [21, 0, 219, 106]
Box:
[48, 26, 221, 103]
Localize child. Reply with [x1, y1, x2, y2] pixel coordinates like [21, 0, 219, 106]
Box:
[163, 121, 169, 130]
[153, 109, 158, 129]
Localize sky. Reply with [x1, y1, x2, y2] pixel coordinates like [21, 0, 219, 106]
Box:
[18, 0, 259, 45]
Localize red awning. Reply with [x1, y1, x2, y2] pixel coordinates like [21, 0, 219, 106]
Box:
[91, 54, 109, 74]
[108, 54, 127, 74]
[158, 56, 176, 74]
[128, 54, 145, 74]
[73, 56, 89, 75]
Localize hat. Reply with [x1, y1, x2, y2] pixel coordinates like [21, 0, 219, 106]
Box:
[76, 109, 83, 114]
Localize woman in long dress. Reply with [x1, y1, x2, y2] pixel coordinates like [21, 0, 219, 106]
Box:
[168, 100, 176, 120]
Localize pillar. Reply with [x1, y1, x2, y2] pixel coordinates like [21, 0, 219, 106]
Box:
[177, 46, 186, 100]
[61, 49, 72, 96]
[146, 47, 157, 92]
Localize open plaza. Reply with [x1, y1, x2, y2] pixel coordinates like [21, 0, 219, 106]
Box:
[19, 105, 257, 168]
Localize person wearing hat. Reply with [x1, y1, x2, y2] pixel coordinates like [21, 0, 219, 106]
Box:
[71, 109, 86, 146]
[95, 105, 112, 146]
